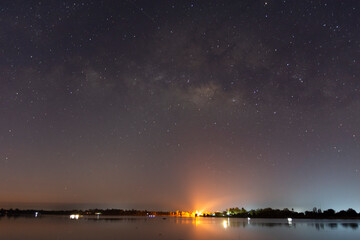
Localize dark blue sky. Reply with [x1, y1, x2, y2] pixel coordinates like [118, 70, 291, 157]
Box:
[1, 0, 360, 212]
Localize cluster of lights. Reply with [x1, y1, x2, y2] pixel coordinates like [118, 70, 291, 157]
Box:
[70, 214, 80, 219]
[194, 211, 203, 217]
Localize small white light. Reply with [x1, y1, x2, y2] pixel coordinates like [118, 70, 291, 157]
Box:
[287, 218, 292, 222]
[70, 214, 80, 219]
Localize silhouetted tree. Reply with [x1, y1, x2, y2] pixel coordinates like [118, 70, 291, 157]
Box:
[323, 209, 335, 218]
[346, 208, 357, 218]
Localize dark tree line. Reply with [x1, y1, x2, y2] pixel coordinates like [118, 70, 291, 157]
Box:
[1, 207, 359, 219]
[202, 207, 360, 219]
[0, 208, 172, 217]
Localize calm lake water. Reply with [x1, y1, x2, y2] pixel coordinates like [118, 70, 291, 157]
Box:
[1, 216, 359, 240]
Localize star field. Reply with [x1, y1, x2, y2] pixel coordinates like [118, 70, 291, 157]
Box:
[1, 0, 360, 211]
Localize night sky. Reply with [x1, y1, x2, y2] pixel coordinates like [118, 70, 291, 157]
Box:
[1, 0, 360, 212]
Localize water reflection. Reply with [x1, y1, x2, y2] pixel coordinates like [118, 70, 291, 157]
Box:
[305, 222, 359, 231]
[14, 215, 359, 231]
[191, 217, 359, 231]
[249, 222, 295, 228]
[159, 217, 359, 232]
[1, 216, 359, 240]
[342, 223, 359, 230]
[86, 217, 150, 222]
[307, 223, 325, 230]
[222, 218, 230, 229]
[328, 223, 338, 229]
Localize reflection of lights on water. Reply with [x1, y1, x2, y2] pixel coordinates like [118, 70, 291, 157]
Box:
[223, 220, 228, 229]
[70, 214, 80, 219]
[223, 218, 230, 229]
[194, 217, 201, 226]
[35, 212, 38, 217]
[288, 218, 293, 225]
